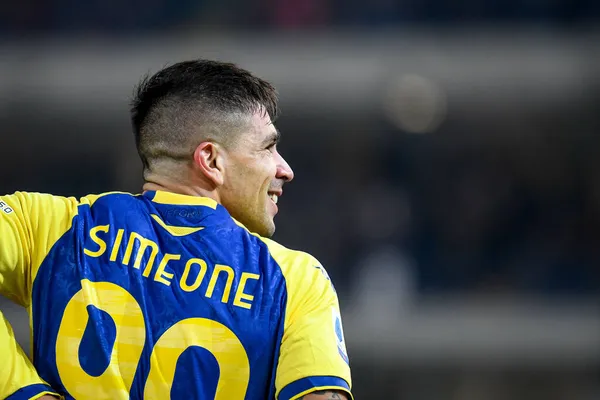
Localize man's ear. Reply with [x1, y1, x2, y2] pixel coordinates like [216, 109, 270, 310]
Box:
[193, 141, 225, 186]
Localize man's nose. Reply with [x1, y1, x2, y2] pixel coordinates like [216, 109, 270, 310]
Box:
[276, 152, 294, 182]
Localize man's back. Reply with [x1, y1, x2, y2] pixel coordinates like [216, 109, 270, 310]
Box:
[1, 190, 351, 399]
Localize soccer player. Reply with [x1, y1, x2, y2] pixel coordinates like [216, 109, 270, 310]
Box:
[0, 60, 352, 400]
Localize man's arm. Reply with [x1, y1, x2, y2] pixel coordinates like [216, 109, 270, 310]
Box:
[301, 390, 348, 399]
[0, 311, 61, 399]
[0, 192, 79, 306]
[259, 239, 353, 400]
[0, 193, 61, 398]
[0, 192, 80, 399]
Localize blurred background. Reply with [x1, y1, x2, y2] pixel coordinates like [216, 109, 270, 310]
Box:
[1, 1, 599, 399]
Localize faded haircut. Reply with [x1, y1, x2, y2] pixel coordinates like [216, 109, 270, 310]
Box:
[130, 59, 279, 175]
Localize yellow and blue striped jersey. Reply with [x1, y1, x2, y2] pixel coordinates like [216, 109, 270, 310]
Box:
[0, 190, 352, 400]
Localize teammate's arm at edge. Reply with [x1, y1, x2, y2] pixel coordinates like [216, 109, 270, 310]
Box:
[300, 389, 348, 399]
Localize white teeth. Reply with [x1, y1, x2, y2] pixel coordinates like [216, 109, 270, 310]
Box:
[269, 194, 278, 204]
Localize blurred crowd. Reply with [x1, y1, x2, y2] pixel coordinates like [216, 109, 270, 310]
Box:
[1, 0, 599, 35]
[273, 109, 600, 303]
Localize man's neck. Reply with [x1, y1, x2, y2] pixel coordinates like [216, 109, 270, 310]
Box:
[142, 180, 220, 203]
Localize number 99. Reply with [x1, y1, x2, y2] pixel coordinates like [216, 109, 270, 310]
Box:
[55, 279, 250, 399]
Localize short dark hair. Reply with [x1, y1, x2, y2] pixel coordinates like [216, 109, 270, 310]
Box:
[130, 59, 279, 174]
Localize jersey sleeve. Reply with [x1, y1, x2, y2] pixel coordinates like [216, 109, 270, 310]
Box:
[0, 192, 79, 307]
[0, 310, 60, 399]
[273, 250, 352, 400]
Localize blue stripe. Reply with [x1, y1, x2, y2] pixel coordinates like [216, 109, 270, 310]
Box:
[279, 376, 351, 400]
[5, 383, 58, 400]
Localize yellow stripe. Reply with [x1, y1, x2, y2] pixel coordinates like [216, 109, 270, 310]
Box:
[151, 191, 218, 209]
[150, 214, 204, 237]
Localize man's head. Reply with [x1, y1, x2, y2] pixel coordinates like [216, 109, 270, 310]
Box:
[130, 60, 294, 237]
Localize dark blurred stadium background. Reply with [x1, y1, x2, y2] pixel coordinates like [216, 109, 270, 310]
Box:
[1, 1, 599, 399]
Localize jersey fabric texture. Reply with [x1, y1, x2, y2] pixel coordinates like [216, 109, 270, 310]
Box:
[0, 191, 351, 400]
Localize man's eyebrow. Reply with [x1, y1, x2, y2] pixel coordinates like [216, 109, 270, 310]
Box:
[263, 129, 281, 146]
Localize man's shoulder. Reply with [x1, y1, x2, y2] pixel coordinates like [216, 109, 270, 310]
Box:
[78, 191, 139, 207]
[254, 236, 329, 286]
[258, 236, 319, 268]
[2, 190, 139, 212]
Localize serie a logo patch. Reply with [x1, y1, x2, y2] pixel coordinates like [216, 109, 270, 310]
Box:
[332, 308, 349, 365]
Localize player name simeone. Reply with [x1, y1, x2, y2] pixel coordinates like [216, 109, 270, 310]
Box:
[83, 224, 260, 310]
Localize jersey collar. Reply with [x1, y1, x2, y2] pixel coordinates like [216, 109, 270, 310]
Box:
[144, 190, 218, 209]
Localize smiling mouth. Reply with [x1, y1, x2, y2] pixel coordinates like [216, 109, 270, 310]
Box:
[268, 193, 279, 204]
